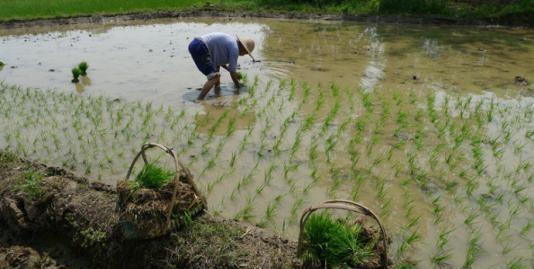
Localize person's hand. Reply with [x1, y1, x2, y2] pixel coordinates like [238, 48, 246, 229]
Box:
[233, 72, 242, 80]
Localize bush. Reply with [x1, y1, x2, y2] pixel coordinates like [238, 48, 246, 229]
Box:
[301, 212, 373, 268]
[378, 0, 447, 14]
[259, 0, 347, 7]
[133, 163, 175, 189]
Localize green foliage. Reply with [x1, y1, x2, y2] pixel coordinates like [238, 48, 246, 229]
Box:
[133, 163, 175, 189]
[378, 0, 447, 14]
[79, 227, 107, 248]
[78, 61, 88, 76]
[0, 60, 4, 67]
[0, 151, 17, 162]
[1, 0, 529, 22]
[71, 67, 81, 83]
[301, 212, 373, 268]
[15, 170, 44, 198]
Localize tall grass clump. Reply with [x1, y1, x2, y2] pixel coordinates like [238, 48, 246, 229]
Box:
[378, 0, 447, 14]
[300, 212, 373, 268]
[132, 163, 175, 189]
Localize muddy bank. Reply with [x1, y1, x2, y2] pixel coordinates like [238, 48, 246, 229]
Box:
[0, 151, 388, 269]
[0, 245, 65, 269]
[0, 7, 532, 29]
[0, 151, 300, 268]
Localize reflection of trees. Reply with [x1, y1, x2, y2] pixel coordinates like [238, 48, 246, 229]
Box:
[379, 24, 533, 55]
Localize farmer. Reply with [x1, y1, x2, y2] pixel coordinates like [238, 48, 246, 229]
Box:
[188, 32, 255, 100]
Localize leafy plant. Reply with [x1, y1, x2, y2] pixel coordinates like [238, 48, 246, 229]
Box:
[300, 212, 373, 268]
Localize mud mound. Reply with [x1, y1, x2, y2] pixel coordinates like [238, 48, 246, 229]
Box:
[0, 245, 63, 269]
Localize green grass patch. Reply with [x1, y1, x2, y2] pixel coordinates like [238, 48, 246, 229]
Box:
[300, 212, 374, 268]
[0, 0, 531, 22]
[131, 163, 175, 189]
[15, 170, 44, 198]
[0, 150, 18, 163]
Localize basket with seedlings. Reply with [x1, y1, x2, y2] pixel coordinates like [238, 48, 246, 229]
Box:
[116, 143, 207, 240]
[298, 200, 389, 269]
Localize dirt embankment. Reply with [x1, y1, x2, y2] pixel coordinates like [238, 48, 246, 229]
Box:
[0, 7, 532, 29]
[0, 151, 389, 269]
[0, 151, 302, 269]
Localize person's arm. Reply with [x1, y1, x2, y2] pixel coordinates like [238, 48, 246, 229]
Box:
[221, 64, 241, 89]
[230, 72, 241, 88]
[227, 45, 241, 88]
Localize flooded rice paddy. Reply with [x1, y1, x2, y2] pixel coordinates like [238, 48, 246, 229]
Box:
[1, 18, 533, 268]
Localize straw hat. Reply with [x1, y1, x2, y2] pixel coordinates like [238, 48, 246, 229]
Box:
[237, 36, 256, 61]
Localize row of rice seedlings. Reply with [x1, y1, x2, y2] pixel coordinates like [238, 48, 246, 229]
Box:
[0, 83, 195, 182]
[2, 81, 532, 267]
[440, 95, 533, 267]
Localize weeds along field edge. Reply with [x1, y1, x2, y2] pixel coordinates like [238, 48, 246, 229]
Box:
[0, 80, 532, 268]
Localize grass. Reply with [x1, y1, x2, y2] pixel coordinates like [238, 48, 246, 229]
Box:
[0, 0, 531, 22]
[300, 212, 373, 268]
[132, 163, 175, 189]
[15, 170, 44, 198]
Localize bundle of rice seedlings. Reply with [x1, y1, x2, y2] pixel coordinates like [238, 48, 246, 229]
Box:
[301, 212, 374, 268]
[71, 67, 81, 83]
[78, 62, 89, 76]
[131, 163, 175, 190]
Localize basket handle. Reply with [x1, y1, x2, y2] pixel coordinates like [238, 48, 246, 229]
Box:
[125, 143, 207, 225]
[297, 199, 388, 268]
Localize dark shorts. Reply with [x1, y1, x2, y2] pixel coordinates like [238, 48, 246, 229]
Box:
[188, 38, 218, 79]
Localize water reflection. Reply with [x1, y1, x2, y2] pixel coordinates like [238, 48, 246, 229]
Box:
[1, 18, 532, 106]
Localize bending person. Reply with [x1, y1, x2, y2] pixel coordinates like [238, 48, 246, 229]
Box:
[188, 32, 255, 100]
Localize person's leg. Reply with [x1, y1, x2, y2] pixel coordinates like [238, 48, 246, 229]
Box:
[188, 38, 218, 99]
[198, 74, 220, 100]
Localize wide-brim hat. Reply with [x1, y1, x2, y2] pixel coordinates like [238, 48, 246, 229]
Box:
[237, 36, 256, 62]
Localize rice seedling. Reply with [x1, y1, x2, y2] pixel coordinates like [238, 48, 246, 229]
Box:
[462, 232, 481, 269]
[362, 92, 373, 112]
[261, 194, 284, 226]
[300, 212, 374, 268]
[130, 163, 174, 190]
[78, 61, 89, 76]
[234, 197, 255, 222]
[71, 67, 81, 83]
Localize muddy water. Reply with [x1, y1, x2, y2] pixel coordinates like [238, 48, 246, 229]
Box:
[1, 18, 533, 269]
[1, 18, 533, 103]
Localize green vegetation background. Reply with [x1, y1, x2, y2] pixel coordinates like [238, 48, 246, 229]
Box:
[0, 0, 532, 22]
